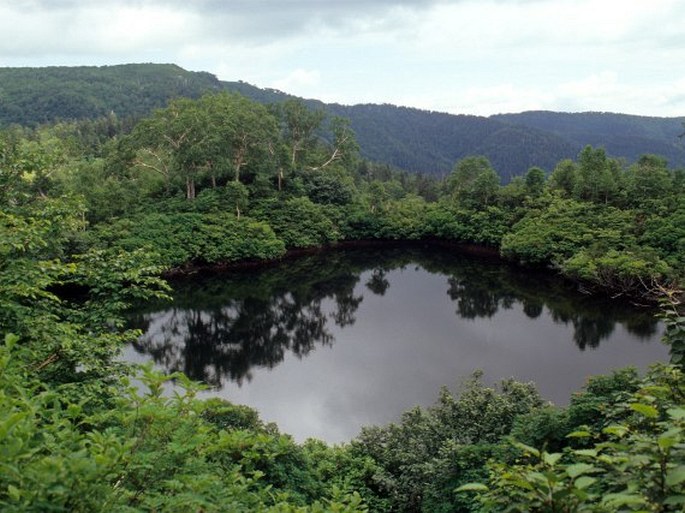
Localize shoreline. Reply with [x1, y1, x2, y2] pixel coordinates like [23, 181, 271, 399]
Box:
[161, 238, 506, 277]
[159, 237, 671, 307]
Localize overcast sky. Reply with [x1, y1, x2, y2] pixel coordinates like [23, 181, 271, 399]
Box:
[2, 0, 684, 116]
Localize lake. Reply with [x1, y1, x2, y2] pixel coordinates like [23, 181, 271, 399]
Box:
[124, 245, 669, 443]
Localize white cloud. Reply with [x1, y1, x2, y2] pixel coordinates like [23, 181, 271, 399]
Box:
[557, 72, 621, 105]
[0, 2, 198, 60]
[79, 5, 198, 53]
[271, 68, 322, 94]
[0, 0, 684, 116]
[452, 84, 555, 116]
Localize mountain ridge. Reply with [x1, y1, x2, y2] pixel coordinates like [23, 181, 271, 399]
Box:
[1, 63, 683, 178]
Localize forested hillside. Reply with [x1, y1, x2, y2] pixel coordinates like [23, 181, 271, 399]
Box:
[2, 63, 684, 181]
[494, 111, 685, 170]
[0, 63, 221, 125]
[321, 103, 578, 181]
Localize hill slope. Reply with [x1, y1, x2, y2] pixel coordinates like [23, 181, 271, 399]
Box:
[493, 111, 685, 169]
[0, 63, 221, 125]
[1, 63, 684, 178]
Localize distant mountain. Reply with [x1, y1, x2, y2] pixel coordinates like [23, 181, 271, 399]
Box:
[493, 111, 685, 170]
[1, 63, 684, 180]
[0, 63, 221, 125]
[338, 104, 581, 180]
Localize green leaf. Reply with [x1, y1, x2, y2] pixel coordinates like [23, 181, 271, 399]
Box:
[602, 492, 646, 507]
[543, 452, 563, 466]
[514, 478, 536, 490]
[4, 333, 19, 350]
[603, 425, 629, 437]
[456, 483, 488, 492]
[630, 403, 658, 418]
[664, 495, 685, 505]
[665, 466, 685, 487]
[512, 441, 540, 458]
[526, 471, 549, 486]
[574, 476, 597, 490]
[7, 485, 20, 501]
[566, 463, 599, 479]
[573, 449, 598, 458]
[667, 407, 685, 420]
[567, 430, 591, 438]
[658, 435, 678, 451]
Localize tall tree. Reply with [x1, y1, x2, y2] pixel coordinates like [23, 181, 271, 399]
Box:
[129, 97, 209, 199]
[524, 166, 546, 197]
[626, 154, 672, 205]
[201, 93, 279, 183]
[446, 156, 500, 208]
[548, 158, 577, 197]
[277, 99, 325, 168]
[309, 117, 360, 172]
[574, 145, 620, 204]
[123, 93, 280, 199]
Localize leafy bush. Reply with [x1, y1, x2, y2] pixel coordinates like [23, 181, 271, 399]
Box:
[501, 198, 634, 266]
[424, 204, 512, 246]
[459, 364, 685, 513]
[253, 197, 340, 248]
[566, 367, 641, 433]
[562, 248, 671, 294]
[510, 407, 571, 453]
[351, 372, 544, 512]
[92, 212, 286, 268]
[372, 196, 430, 240]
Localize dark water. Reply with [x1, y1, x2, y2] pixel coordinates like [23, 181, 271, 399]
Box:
[124, 246, 668, 443]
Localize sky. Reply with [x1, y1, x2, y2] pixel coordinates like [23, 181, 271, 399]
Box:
[1, 0, 684, 117]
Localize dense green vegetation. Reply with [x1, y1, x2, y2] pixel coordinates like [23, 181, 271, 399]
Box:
[1, 88, 683, 511]
[2, 63, 685, 179]
[0, 64, 221, 126]
[319, 103, 579, 181]
[494, 111, 685, 169]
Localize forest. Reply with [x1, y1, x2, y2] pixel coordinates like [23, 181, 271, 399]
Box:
[1, 89, 684, 512]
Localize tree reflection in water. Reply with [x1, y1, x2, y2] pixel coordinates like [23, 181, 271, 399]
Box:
[127, 246, 659, 388]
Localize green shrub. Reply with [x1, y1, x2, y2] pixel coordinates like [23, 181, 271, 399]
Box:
[253, 197, 339, 248]
[92, 212, 286, 268]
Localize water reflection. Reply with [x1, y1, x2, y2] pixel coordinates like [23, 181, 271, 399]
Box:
[129, 260, 362, 386]
[365, 268, 390, 296]
[129, 246, 659, 389]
